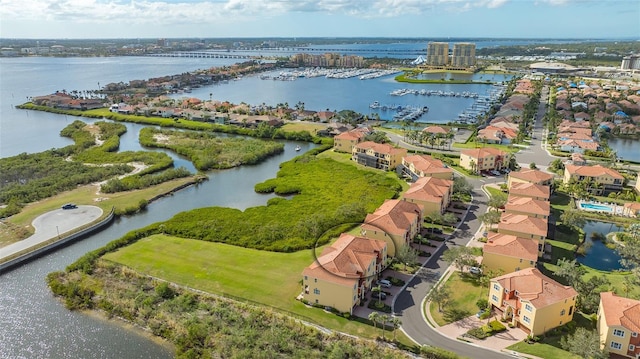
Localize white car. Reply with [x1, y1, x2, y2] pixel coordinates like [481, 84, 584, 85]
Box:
[469, 266, 482, 275]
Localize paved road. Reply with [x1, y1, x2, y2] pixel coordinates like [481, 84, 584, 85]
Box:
[0, 205, 103, 260]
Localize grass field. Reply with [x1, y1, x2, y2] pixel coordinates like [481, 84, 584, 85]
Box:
[103, 234, 414, 343]
[281, 122, 327, 134]
[429, 272, 488, 326]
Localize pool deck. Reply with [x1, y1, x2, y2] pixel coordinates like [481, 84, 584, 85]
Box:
[576, 200, 623, 215]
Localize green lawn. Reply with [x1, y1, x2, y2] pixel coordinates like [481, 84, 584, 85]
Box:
[452, 141, 521, 154]
[429, 272, 488, 326]
[281, 122, 327, 134]
[103, 234, 403, 342]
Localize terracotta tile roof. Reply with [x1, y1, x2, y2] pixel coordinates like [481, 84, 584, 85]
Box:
[403, 177, 453, 204]
[303, 234, 386, 286]
[505, 196, 550, 216]
[461, 147, 507, 159]
[509, 169, 554, 184]
[557, 139, 599, 151]
[508, 183, 550, 200]
[624, 202, 640, 212]
[498, 213, 548, 237]
[355, 141, 407, 156]
[403, 155, 453, 177]
[492, 268, 577, 308]
[362, 199, 423, 236]
[335, 131, 366, 141]
[600, 292, 640, 333]
[422, 125, 449, 134]
[483, 232, 539, 261]
[565, 164, 624, 179]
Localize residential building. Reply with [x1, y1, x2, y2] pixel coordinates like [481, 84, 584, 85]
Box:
[459, 148, 509, 174]
[497, 213, 547, 256]
[508, 169, 554, 187]
[334, 130, 366, 153]
[482, 232, 538, 273]
[427, 42, 449, 66]
[361, 199, 423, 256]
[489, 268, 578, 336]
[401, 154, 454, 181]
[597, 292, 640, 358]
[622, 202, 640, 218]
[509, 182, 551, 201]
[422, 125, 449, 136]
[563, 164, 624, 195]
[477, 126, 517, 144]
[451, 43, 476, 68]
[352, 141, 407, 171]
[636, 173, 640, 194]
[302, 233, 387, 314]
[402, 176, 453, 215]
[504, 196, 550, 219]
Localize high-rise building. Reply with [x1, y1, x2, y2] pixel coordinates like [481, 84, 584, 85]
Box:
[452, 43, 476, 67]
[427, 42, 449, 66]
[621, 54, 640, 70]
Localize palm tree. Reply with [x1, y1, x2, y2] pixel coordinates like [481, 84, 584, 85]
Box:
[379, 314, 389, 339]
[390, 317, 402, 341]
[368, 312, 380, 331]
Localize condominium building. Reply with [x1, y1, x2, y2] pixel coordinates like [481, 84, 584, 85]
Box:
[402, 176, 454, 215]
[427, 42, 449, 66]
[598, 292, 640, 358]
[451, 43, 476, 67]
[352, 141, 407, 171]
[361, 199, 423, 256]
[401, 154, 454, 180]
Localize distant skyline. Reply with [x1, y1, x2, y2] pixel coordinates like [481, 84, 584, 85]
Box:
[0, 0, 638, 40]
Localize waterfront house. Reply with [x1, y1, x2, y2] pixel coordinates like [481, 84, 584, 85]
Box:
[508, 182, 550, 201]
[422, 125, 449, 136]
[504, 196, 550, 219]
[302, 233, 387, 315]
[402, 176, 453, 215]
[488, 268, 578, 336]
[597, 292, 640, 358]
[477, 126, 517, 145]
[361, 199, 423, 257]
[563, 164, 624, 195]
[401, 154, 454, 181]
[507, 169, 554, 187]
[459, 148, 509, 174]
[482, 232, 538, 273]
[557, 139, 599, 154]
[352, 141, 407, 171]
[333, 130, 366, 153]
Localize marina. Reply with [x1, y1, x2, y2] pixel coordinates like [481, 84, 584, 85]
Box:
[259, 67, 401, 81]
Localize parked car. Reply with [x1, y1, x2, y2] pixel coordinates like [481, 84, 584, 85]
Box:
[469, 266, 482, 275]
[61, 203, 77, 210]
[432, 228, 443, 235]
[491, 170, 501, 176]
[375, 292, 387, 300]
[377, 279, 392, 288]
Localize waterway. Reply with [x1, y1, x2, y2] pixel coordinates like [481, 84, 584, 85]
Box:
[607, 137, 640, 163]
[0, 40, 637, 358]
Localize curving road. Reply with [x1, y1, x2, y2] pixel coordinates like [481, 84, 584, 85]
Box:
[0, 205, 103, 260]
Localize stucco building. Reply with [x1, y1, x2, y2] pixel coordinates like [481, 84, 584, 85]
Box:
[507, 169, 554, 187]
[459, 148, 509, 174]
[563, 164, 624, 195]
[598, 292, 640, 358]
[361, 199, 423, 257]
[402, 176, 453, 215]
[482, 232, 538, 273]
[401, 154, 454, 181]
[352, 141, 407, 171]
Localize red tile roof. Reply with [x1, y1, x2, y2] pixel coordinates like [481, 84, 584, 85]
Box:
[403, 155, 453, 177]
[498, 213, 548, 237]
[492, 268, 577, 308]
[505, 196, 550, 217]
[484, 232, 539, 261]
[509, 169, 554, 184]
[565, 164, 624, 179]
[600, 292, 640, 333]
[508, 183, 550, 200]
[403, 177, 453, 204]
[362, 199, 423, 236]
[355, 141, 407, 155]
[461, 147, 507, 159]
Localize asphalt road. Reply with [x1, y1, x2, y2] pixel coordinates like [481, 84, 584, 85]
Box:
[0, 205, 103, 260]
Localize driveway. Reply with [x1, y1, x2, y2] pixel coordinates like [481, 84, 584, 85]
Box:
[436, 312, 529, 352]
[0, 205, 103, 260]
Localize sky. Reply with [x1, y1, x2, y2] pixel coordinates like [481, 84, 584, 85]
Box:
[0, 0, 638, 39]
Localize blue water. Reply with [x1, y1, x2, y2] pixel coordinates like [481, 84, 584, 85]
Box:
[577, 220, 624, 271]
[579, 203, 613, 212]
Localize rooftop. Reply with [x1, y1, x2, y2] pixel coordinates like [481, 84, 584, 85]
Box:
[492, 268, 577, 308]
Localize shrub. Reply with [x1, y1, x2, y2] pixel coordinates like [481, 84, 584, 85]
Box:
[488, 320, 506, 333]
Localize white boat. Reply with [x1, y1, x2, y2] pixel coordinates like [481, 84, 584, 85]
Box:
[295, 145, 301, 151]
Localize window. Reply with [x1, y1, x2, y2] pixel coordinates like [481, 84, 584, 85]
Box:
[515, 290, 520, 297]
[493, 284, 500, 291]
[525, 304, 532, 312]
[569, 306, 573, 315]
[630, 344, 635, 351]
[314, 278, 317, 283]
[313, 288, 320, 295]
[504, 288, 508, 293]
[613, 329, 625, 337]
[632, 332, 638, 338]
[519, 258, 523, 263]
[610, 342, 622, 350]
[304, 276, 308, 281]
[523, 316, 531, 324]
[492, 295, 498, 302]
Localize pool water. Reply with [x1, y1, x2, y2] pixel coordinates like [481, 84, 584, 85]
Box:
[579, 203, 613, 212]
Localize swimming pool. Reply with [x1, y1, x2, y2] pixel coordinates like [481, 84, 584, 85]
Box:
[579, 202, 613, 212]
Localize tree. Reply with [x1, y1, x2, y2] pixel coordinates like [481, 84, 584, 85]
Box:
[389, 317, 402, 341]
[487, 192, 507, 212]
[395, 245, 419, 271]
[549, 158, 565, 173]
[442, 212, 458, 227]
[560, 209, 586, 229]
[452, 177, 472, 197]
[560, 327, 608, 359]
[442, 246, 476, 273]
[617, 228, 640, 281]
[555, 258, 585, 287]
[428, 284, 450, 313]
[426, 211, 444, 233]
[479, 211, 501, 231]
[529, 162, 538, 169]
[379, 314, 389, 339]
[368, 312, 380, 330]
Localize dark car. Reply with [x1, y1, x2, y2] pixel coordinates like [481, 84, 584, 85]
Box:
[432, 228, 443, 234]
[62, 203, 77, 210]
